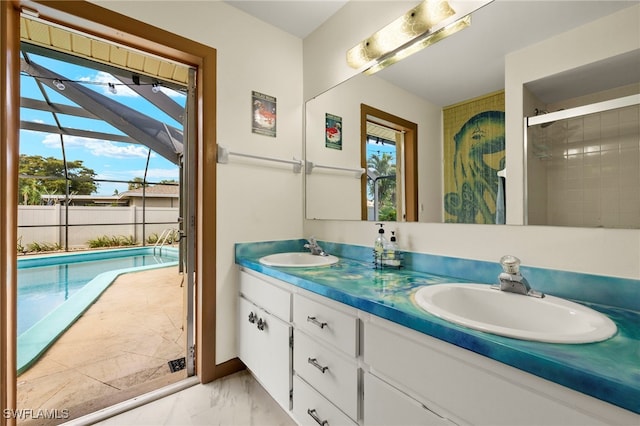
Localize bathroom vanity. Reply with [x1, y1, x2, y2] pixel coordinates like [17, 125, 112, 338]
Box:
[235, 240, 639, 425]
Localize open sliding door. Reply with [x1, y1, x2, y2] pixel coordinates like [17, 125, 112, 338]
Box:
[182, 68, 197, 376]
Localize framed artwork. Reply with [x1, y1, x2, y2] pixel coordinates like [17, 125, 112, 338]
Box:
[252, 91, 277, 137]
[325, 113, 342, 150]
[443, 91, 505, 224]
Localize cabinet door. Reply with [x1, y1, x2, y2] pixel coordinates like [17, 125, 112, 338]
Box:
[365, 317, 615, 425]
[258, 309, 292, 410]
[238, 296, 292, 410]
[238, 296, 260, 373]
[364, 372, 455, 426]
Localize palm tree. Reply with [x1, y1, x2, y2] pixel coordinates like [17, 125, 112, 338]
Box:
[20, 180, 42, 205]
[367, 153, 396, 220]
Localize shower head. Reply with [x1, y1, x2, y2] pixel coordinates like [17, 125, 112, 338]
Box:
[534, 108, 562, 128]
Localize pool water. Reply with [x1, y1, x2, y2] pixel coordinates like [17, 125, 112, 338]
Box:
[18, 252, 176, 335]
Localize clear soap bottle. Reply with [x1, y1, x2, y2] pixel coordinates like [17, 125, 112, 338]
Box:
[374, 223, 386, 256]
[383, 231, 400, 266]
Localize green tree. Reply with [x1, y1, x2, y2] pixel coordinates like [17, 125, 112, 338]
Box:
[18, 155, 97, 204]
[128, 177, 148, 190]
[367, 153, 397, 219]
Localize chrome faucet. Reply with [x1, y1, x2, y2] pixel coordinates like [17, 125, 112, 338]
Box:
[493, 255, 544, 298]
[304, 237, 327, 256]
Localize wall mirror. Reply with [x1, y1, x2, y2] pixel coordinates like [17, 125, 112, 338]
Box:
[304, 1, 639, 227]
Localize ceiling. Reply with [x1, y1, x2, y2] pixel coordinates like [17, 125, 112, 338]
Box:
[224, 0, 349, 39]
[20, 15, 190, 87]
[225, 0, 640, 106]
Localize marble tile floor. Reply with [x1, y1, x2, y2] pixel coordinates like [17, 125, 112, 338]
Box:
[89, 370, 296, 426]
[17, 266, 187, 426]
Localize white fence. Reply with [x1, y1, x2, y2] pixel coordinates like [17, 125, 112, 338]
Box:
[18, 205, 179, 249]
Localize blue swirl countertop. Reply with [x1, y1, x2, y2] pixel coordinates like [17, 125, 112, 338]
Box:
[235, 240, 640, 415]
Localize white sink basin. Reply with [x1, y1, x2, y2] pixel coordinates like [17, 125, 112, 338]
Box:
[259, 252, 339, 267]
[413, 284, 617, 344]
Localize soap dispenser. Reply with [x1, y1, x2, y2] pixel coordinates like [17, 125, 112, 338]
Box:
[383, 231, 400, 266]
[374, 223, 386, 256]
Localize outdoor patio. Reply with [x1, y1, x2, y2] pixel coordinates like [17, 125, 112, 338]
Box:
[17, 265, 187, 425]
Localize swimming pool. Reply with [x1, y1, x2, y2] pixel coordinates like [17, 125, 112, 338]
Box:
[17, 247, 178, 374]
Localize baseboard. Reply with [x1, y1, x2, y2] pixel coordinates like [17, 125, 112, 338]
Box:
[212, 357, 245, 381]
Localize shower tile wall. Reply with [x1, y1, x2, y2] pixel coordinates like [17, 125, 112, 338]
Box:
[530, 104, 640, 228]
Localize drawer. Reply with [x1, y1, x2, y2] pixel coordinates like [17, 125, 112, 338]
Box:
[364, 372, 455, 426]
[292, 375, 357, 426]
[294, 329, 358, 420]
[239, 270, 291, 321]
[293, 293, 358, 356]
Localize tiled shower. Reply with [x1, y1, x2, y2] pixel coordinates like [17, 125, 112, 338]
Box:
[527, 101, 640, 228]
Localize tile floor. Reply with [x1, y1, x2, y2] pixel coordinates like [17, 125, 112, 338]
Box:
[90, 371, 296, 426]
[17, 266, 187, 425]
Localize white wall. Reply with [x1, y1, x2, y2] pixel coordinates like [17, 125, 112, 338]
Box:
[18, 205, 178, 248]
[303, 0, 421, 99]
[304, 3, 640, 279]
[92, 1, 304, 363]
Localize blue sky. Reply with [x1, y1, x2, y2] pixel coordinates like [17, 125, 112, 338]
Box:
[20, 53, 185, 196]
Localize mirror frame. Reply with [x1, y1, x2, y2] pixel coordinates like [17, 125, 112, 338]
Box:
[360, 103, 418, 221]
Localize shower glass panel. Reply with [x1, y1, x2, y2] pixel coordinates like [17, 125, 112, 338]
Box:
[526, 98, 640, 228]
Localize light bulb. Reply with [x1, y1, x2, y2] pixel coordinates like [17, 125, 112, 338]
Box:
[108, 83, 117, 94]
[53, 79, 65, 91]
[151, 83, 160, 93]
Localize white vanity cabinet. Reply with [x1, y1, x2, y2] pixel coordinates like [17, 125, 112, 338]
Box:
[237, 270, 292, 410]
[363, 315, 635, 426]
[237, 268, 637, 425]
[291, 292, 359, 425]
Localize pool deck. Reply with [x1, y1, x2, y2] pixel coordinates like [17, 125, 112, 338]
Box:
[17, 266, 187, 425]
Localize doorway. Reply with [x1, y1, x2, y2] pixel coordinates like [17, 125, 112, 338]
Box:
[17, 21, 194, 421]
[2, 2, 218, 423]
[360, 104, 418, 221]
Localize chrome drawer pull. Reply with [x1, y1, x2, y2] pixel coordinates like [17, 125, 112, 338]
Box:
[256, 317, 266, 331]
[307, 409, 329, 426]
[307, 316, 327, 329]
[248, 312, 256, 324]
[308, 357, 328, 373]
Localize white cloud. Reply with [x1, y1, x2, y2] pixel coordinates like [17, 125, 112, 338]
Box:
[160, 86, 187, 100]
[41, 134, 151, 159]
[78, 71, 186, 101]
[78, 71, 139, 98]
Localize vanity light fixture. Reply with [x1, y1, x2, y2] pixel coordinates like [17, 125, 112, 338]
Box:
[346, 0, 493, 75]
